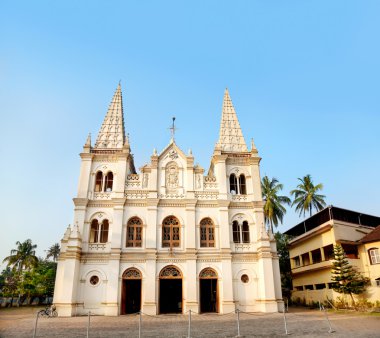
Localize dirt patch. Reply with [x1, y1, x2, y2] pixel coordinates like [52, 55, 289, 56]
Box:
[0, 307, 379, 337]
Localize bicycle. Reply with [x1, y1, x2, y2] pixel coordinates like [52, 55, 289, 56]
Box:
[38, 305, 58, 318]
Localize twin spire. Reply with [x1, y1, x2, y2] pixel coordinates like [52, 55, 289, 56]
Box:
[94, 85, 250, 153]
[94, 83, 126, 149]
[216, 89, 248, 152]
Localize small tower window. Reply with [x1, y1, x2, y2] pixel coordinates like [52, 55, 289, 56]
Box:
[242, 221, 250, 243]
[90, 219, 109, 243]
[230, 174, 238, 194]
[104, 172, 113, 192]
[200, 218, 215, 247]
[232, 221, 240, 243]
[99, 219, 109, 243]
[127, 217, 143, 247]
[232, 220, 250, 244]
[95, 172, 103, 192]
[90, 219, 99, 243]
[239, 175, 247, 195]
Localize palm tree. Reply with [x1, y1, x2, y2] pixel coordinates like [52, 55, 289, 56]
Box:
[290, 174, 326, 217]
[3, 239, 39, 272]
[46, 243, 60, 262]
[261, 176, 291, 233]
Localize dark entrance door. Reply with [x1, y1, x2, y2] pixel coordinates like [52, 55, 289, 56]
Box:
[122, 279, 141, 314]
[200, 279, 217, 313]
[159, 279, 182, 313]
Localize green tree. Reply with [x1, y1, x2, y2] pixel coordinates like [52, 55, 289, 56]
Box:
[3, 239, 38, 272]
[261, 176, 291, 233]
[290, 174, 326, 217]
[46, 243, 60, 262]
[274, 232, 292, 298]
[331, 244, 370, 308]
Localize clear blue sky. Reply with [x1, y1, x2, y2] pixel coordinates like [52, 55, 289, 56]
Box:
[1, 1, 380, 264]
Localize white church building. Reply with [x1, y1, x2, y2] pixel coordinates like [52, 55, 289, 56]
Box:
[53, 85, 283, 316]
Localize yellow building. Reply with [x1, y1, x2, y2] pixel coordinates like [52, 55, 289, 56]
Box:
[284, 206, 380, 305]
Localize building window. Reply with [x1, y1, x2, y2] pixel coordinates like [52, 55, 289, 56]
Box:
[292, 256, 301, 268]
[239, 175, 246, 195]
[315, 283, 326, 290]
[126, 217, 142, 247]
[242, 221, 250, 243]
[369, 248, 380, 265]
[241, 274, 249, 283]
[311, 249, 322, 264]
[229, 174, 238, 194]
[376, 278, 380, 287]
[232, 220, 250, 244]
[162, 216, 180, 248]
[90, 220, 99, 243]
[304, 285, 313, 290]
[323, 244, 334, 260]
[200, 218, 215, 247]
[89, 219, 109, 243]
[104, 172, 113, 192]
[232, 221, 240, 243]
[301, 253, 310, 266]
[90, 275, 99, 286]
[95, 171, 103, 192]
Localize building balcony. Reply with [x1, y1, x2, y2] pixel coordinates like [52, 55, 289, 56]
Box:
[292, 260, 332, 274]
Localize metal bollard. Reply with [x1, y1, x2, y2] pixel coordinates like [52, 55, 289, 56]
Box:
[33, 311, 39, 338]
[236, 309, 241, 337]
[283, 307, 289, 335]
[187, 309, 191, 338]
[139, 311, 142, 338]
[86, 311, 91, 338]
[321, 305, 335, 333]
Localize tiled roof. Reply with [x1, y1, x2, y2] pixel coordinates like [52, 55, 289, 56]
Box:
[360, 225, 380, 243]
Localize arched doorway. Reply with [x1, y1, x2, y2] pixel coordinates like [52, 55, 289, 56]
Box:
[121, 268, 142, 315]
[199, 268, 218, 313]
[159, 266, 182, 314]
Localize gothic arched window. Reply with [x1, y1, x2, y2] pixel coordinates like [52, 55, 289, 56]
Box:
[232, 220, 250, 244]
[162, 216, 180, 248]
[95, 171, 103, 192]
[200, 218, 215, 247]
[232, 221, 240, 243]
[242, 221, 250, 243]
[229, 174, 238, 194]
[239, 175, 247, 195]
[104, 172, 113, 192]
[99, 219, 109, 243]
[90, 219, 99, 243]
[126, 217, 142, 247]
[89, 219, 109, 243]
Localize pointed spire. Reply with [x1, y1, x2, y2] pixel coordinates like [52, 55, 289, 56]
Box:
[217, 88, 248, 152]
[85, 133, 91, 147]
[95, 83, 126, 149]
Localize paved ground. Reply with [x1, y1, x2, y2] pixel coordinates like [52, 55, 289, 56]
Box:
[0, 307, 379, 337]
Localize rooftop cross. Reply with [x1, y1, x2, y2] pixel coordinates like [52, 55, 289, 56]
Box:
[169, 116, 177, 141]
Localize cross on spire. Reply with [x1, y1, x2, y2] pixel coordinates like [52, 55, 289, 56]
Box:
[169, 116, 177, 141]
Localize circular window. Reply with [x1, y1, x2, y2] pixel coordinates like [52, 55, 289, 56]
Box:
[90, 275, 99, 285]
[241, 274, 249, 283]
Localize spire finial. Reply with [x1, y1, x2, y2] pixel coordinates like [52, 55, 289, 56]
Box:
[169, 116, 177, 141]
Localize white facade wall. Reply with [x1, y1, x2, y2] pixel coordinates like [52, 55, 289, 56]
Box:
[53, 89, 283, 316]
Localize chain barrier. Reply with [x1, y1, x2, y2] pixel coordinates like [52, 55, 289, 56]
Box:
[30, 306, 339, 337]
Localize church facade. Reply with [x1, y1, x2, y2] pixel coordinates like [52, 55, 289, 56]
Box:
[53, 85, 283, 316]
